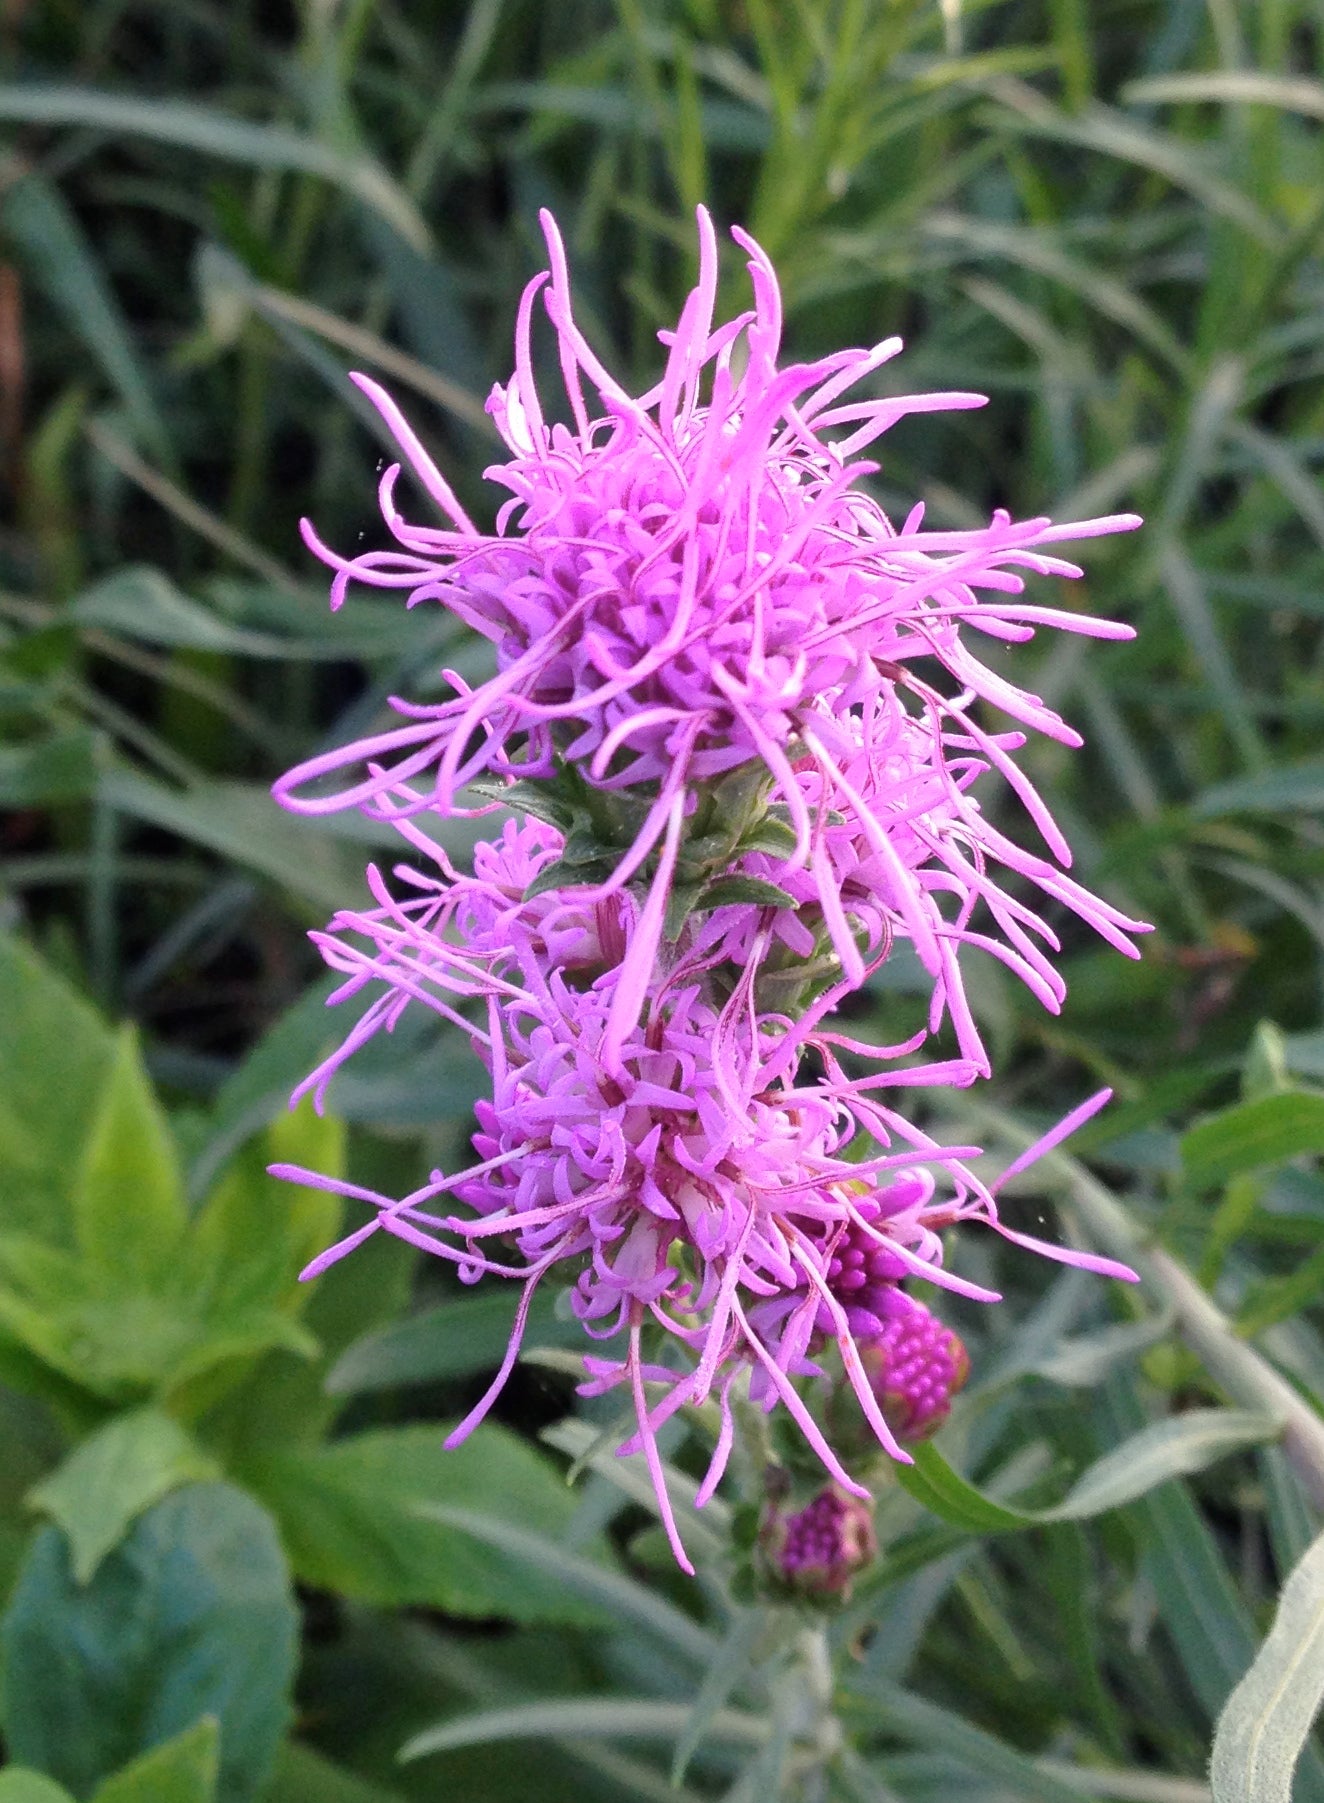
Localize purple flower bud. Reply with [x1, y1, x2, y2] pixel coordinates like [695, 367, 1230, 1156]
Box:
[763, 1483, 878, 1601]
[859, 1293, 970, 1443]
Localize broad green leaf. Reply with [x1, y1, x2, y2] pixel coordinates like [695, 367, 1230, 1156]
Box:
[1182, 1092, 1324, 1189]
[0, 87, 429, 251]
[0, 936, 114, 1245]
[244, 1423, 616, 1626]
[92, 1718, 220, 1803]
[1211, 1529, 1324, 1803]
[0, 1776, 76, 1803]
[0, 173, 170, 462]
[325, 1288, 578, 1394]
[0, 1227, 315, 1405]
[417, 1505, 716, 1665]
[0, 1484, 297, 1802]
[198, 1231, 411, 1462]
[401, 1698, 767, 1762]
[28, 1408, 218, 1584]
[186, 977, 340, 1203]
[74, 1026, 187, 1286]
[187, 1107, 342, 1320]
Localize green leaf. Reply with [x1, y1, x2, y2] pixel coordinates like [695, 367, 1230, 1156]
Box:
[1182, 1092, 1324, 1190]
[0, 172, 170, 463]
[0, 1776, 77, 1803]
[0, 730, 98, 807]
[325, 1288, 583, 1395]
[1244, 1022, 1293, 1102]
[696, 875, 800, 912]
[893, 1442, 1032, 1532]
[837, 1679, 1091, 1803]
[92, 1718, 220, 1803]
[0, 935, 114, 1245]
[897, 1411, 1278, 1531]
[0, 87, 430, 251]
[98, 770, 382, 916]
[197, 1231, 411, 1462]
[0, 1228, 315, 1406]
[74, 1027, 187, 1287]
[263, 1742, 404, 1803]
[1023, 1312, 1174, 1387]
[401, 1699, 766, 1762]
[1191, 760, 1324, 819]
[1123, 71, 1324, 120]
[69, 568, 313, 658]
[1211, 1528, 1324, 1803]
[671, 1612, 765, 1784]
[1049, 1410, 1280, 1519]
[187, 1105, 342, 1321]
[28, 1408, 218, 1584]
[244, 1423, 616, 1626]
[0, 1483, 297, 1802]
[416, 1506, 715, 1665]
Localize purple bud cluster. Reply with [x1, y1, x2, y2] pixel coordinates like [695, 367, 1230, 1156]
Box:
[274, 209, 1142, 1569]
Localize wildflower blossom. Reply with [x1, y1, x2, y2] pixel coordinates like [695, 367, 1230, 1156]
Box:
[275, 820, 1137, 1572]
[275, 209, 1146, 1572]
[274, 207, 1147, 1065]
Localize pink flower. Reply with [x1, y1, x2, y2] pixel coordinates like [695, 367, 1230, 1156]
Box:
[274, 207, 1146, 1064]
[275, 821, 1136, 1572]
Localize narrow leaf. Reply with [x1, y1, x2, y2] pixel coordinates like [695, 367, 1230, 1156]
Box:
[401, 1698, 766, 1762]
[1211, 1528, 1324, 1803]
[1182, 1093, 1324, 1190]
[0, 87, 430, 250]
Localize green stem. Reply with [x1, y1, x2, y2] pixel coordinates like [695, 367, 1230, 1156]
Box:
[958, 1097, 1324, 1515]
[1066, 1168, 1324, 1515]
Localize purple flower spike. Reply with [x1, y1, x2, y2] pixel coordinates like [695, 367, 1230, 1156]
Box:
[274, 208, 1147, 1056]
[278, 818, 1138, 1570]
[274, 209, 1148, 1571]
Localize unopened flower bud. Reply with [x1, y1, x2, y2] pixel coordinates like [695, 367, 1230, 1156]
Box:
[861, 1293, 969, 1442]
[762, 1483, 878, 1601]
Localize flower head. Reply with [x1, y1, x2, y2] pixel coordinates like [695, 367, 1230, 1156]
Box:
[274, 208, 1147, 1066]
[275, 819, 1136, 1572]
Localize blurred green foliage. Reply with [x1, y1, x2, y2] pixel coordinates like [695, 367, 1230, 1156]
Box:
[1, 0, 1323, 1798]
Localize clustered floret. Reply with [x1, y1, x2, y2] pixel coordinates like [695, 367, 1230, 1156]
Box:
[273, 209, 1144, 1571]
